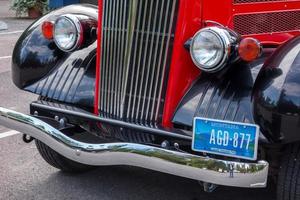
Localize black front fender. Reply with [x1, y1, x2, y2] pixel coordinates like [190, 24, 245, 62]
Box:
[172, 57, 267, 128]
[12, 4, 98, 110]
[253, 36, 300, 144]
[173, 36, 300, 144]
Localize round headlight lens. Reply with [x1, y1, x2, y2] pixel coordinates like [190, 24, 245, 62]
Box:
[54, 15, 82, 52]
[190, 27, 233, 73]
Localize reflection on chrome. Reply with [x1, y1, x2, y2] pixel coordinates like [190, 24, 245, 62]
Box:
[0, 107, 269, 188]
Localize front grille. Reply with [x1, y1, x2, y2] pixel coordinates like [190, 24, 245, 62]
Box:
[234, 0, 283, 3]
[233, 10, 300, 35]
[99, 0, 178, 126]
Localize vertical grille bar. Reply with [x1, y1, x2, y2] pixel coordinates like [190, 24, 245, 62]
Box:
[126, 1, 144, 120]
[100, 0, 178, 125]
[150, 0, 176, 122]
[140, 1, 160, 121]
[112, 0, 119, 116]
[117, 0, 128, 117]
[131, 0, 148, 120]
[108, 0, 116, 114]
[144, 1, 165, 122]
[120, 0, 138, 118]
[99, 0, 105, 112]
[155, 0, 177, 121]
[100, 1, 109, 113]
[135, 0, 155, 121]
[115, 0, 121, 117]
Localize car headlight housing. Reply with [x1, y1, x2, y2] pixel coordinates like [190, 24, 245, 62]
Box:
[53, 14, 83, 52]
[190, 26, 239, 73]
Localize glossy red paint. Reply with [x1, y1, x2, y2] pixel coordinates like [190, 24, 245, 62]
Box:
[94, 0, 102, 115]
[231, 1, 300, 44]
[162, 0, 202, 127]
[94, 0, 300, 125]
[201, 0, 300, 44]
[233, 1, 300, 13]
[162, 0, 300, 127]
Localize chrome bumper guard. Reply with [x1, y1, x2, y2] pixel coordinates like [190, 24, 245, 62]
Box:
[0, 107, 269, 188]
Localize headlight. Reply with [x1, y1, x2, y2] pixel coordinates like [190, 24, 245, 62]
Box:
[54, 15, 83, 52]
[190, 26, 238, 73]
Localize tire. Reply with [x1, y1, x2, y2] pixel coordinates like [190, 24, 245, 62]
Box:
[35, 140, 94, 173]
[277, 144, 300, 200]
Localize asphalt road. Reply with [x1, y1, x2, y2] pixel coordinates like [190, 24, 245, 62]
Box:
[0, 10, 276, 200]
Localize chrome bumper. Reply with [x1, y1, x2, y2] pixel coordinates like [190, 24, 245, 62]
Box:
[0, 107, 269, 188]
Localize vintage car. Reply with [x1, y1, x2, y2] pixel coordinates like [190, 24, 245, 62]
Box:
[1, 0, 300, 199]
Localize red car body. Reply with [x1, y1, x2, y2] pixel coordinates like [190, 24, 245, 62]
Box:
[95, 0, 300, 127]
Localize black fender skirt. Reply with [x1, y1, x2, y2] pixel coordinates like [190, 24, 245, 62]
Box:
[253, 36, 300, 144]
[11, 4, 98, 111]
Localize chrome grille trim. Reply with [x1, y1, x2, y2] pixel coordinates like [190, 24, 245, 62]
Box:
[127, 0, 144, 120]
[100, 0, 178, 125]
[140, 1, 161, 120]
[120, 0, 138, 119]
[154, 0, 177, 122]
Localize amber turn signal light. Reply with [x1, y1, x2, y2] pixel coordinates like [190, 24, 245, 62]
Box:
[42, 21, 54, 40]
[238, 38, 262, 62]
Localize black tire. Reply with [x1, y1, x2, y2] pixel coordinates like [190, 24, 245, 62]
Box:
[277, 144, 300, 200]
[35, 140, 94, 173]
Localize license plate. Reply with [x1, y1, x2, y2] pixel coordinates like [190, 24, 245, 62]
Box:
[192, 117, 259, 160]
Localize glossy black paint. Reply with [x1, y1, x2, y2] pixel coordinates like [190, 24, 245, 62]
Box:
[12, 4, 98, 110]
[172, 54, 270, 128]
[26, 45, 97, 110]
[253, 36, 300, 144]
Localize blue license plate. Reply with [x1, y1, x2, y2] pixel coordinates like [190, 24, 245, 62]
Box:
[192, 117, 259, 160]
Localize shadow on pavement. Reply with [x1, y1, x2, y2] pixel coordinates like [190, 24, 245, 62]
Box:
[34, 166, 276, 200]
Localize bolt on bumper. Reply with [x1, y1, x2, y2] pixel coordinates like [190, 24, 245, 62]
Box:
[0, 107, 269, 188]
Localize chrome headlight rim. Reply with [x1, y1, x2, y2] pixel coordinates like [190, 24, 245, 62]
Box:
[190, 26, 233, 73]
[53, 14, 83, 52]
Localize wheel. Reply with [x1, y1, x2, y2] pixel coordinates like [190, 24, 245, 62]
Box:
[35, 140, 94, 173]
[277, 143, 300, 200]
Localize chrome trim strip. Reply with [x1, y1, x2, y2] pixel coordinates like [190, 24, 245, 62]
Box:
[0, 107, 269, 188]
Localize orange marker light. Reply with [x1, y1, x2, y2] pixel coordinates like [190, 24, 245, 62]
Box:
[238, 38, 262, 62]
[42, 21, 54, 40]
